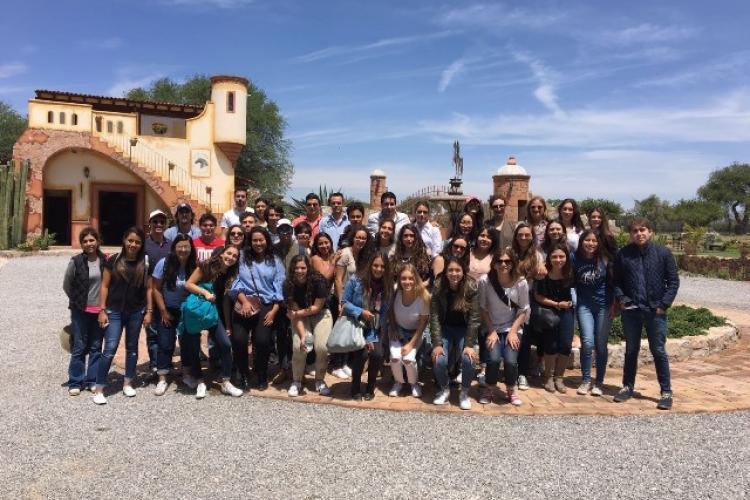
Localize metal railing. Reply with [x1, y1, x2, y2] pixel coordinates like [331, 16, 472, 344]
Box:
[103, 134, 224, 213]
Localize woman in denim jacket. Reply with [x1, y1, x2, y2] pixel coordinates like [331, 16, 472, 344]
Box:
[341, 253, 392, 401]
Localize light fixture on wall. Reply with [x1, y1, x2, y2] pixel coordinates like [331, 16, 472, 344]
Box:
[83, 166, 90, 178]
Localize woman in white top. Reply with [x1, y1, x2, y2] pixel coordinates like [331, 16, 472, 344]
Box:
[557, 198, 584, 253]
[388, 263, 430, 398]
[478, 248, 530, 406]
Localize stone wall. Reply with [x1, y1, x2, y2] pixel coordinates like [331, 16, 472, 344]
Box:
[677, 255, 750, 281]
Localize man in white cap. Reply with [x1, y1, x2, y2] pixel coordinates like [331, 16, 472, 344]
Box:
[144, 209, 171, 376]
[164, 203, 201, 240]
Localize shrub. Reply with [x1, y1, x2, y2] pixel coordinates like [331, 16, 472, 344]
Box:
[606, 305, 726, 344]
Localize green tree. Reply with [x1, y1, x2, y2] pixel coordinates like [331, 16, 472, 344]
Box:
[125, 75, 294, 197]
[0, 101, 27, 164]
[697, 163, 750, 234]
[578, 198, 624, 221]
[669, 198, 724, 228]
[631, 194, 674, 232]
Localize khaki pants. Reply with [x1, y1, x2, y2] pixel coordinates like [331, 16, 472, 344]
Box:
[291, 309, 333, 382]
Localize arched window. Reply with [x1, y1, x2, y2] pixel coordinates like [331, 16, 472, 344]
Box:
[72, 114, 78, 126]
[47, 111, 54, 123]
[117, 121, 123, 134]
[95, 116, 102, 132]
[59, 112, 66, 125]
[106, 121, 113, 133]
[227, 91, 235, 113]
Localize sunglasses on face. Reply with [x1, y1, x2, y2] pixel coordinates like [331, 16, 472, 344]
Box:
[452, 244, 467, 250]
[229, 231, 244, 237]
[492, 204, 505, 209]
[497, 259, 513, 265]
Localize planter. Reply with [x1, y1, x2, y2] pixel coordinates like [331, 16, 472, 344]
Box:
[151, 122, 168, 135]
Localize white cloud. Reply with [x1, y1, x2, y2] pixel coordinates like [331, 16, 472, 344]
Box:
[106, 73, 165, 97]
[292, 31, 455, 64]
[603, 23, 697, 45]
[438, 58, 466, 93]
[0, 63, 28, 79]
[512, 51, 564, 117]
[436, 3, 564, 30]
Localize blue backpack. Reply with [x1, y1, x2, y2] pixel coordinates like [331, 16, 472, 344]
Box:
[179, 282, 219, 335]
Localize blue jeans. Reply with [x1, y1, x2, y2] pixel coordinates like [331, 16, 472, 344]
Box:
[67, 309, 104, 389]
[153, 308, 181, 375]
[541, 309, 575, 355]
[622, 309, 671, 392]
[577, 302, 612, 384]
[96, 309, 144, 387]
[433, 324, 473, 390]
[486, 330, 522, 386]
[182, 322, 233, 380]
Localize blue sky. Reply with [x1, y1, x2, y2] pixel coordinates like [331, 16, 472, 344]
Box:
[2, 0, 749, 208]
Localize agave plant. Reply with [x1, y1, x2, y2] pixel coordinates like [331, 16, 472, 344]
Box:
[283, 184, 345, 218]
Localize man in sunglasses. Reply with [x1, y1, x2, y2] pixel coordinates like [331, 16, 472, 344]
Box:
[292, 193, 322, 237]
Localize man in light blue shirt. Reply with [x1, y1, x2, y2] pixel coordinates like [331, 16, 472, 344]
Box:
[367, 191, 410, 237]
[164, 203, 201, 240]
[320, 192, 349, 249]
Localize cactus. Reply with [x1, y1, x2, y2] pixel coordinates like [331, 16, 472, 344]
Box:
[0, 163, 9, 249]
[11, 160, 29, 246]
[0, 160, 30, 250]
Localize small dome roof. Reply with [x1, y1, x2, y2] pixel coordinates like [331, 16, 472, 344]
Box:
[371, 168, 386, 177]
[496, 156, 528, 176]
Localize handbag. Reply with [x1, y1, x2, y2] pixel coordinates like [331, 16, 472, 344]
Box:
[233, 264, 262, 318]
[327, 315, 366, 353]
[530, 302, 560, 332]
[181, 283, 219, 334]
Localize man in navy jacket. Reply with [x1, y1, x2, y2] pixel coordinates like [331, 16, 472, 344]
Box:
[613, 218, 680, 410]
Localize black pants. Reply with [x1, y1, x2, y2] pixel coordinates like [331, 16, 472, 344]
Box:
[276, 309, 293, 369]
[349, 344, 383, 395]
[231, 303, 278, 385]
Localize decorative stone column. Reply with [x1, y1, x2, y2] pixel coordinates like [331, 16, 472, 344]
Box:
[492, 156, 530, 222]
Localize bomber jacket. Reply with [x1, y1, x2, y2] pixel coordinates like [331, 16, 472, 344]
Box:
[613, 241, 679, 312]
[341, 276, 390, 343]
[429, 277, 481, 349]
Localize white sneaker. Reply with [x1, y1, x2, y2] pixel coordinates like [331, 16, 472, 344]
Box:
[591, 384, 604, 397]
[389, 382, 402, 397]
[517, 375, 530, 391]
[331, 368, 348, 379]
[153, 380, 168, 396]
[433, 388, 450, 405]
[221, 381, 243, 397]
[342, 365, 352, 378]
[316, 380, 332, 396]
[68, 388, 81, 396]
[92, 392, 107, 405]
[195, 382, 207, 399]
[182, 375, 198, 389]
[452, 373, 462, 385]
[287, 381, 301, 397]
[411, 383, 423, 399]
[459, 389, 471, 410]
[123, 385, 136, 397]
[577, 381, 592, 395]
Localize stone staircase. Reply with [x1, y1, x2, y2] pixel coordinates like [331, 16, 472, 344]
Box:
[97, 133, 224, 214]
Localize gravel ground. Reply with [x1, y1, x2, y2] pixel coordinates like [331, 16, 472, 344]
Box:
[675, 274, 750, 312]
[1, 256, 748, 500]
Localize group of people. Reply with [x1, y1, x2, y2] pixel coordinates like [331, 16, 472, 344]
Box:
[63, 188, 680, 410]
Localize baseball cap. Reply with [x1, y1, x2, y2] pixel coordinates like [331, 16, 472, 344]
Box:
[278, 218, 293, 233]
[149, 209, 167, 221]
[175, 203, 193, 213]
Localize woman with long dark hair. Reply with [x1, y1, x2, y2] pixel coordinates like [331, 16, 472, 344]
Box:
[587, 207, 618, 259]
[534, 243, 576, 393]
[390, 223, 431, 282]
[574, 230, 615, 396]
[375, 219, 396, 258]
[478, 248, 530, 406]
[284, 255, 334, 397]
[183, 245, 243, 398]
[431, 235, 470, 279]
[468, 225, 499, 281]
[557, 198, 584, 253]
[150, 234, 197, 396]
[542, 220, 567, 258]
[430, 256, 480, 410]
[62, 227, 105, 395]
[463, 197, 484, 230]
[230, 227, 285, 391]
[485, 195, 514, 249]
[448, 212, 477, 249]
[342, 253, 392, 400]
[93, 227, 151, 404]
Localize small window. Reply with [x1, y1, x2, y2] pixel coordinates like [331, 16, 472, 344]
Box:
[95, 116, 102, 132]
[72, 114, 78, 126]
[227, 91, 235, 113]
[47, 111, 54, 123]
[117, 121, 124, 134]
[106, 121, 113, 133]
[59, 112, 66, 125]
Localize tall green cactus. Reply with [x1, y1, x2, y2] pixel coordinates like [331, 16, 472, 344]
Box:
[0, 160, 30, 250]
[11, 160, 29, 246]
[0, 163, 10, 249]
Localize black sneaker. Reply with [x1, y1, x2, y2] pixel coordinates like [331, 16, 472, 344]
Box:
[614, 386, 633, 403]
[363, 392, 375, 401]
[657, 391, 673, 410]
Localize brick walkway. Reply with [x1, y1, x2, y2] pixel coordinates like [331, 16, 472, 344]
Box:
[116, 305, 750, 416]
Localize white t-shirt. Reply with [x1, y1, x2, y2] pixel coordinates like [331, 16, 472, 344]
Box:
[478, 275, 530, 332]
[392, 290, 429, 330]
[221, 207, 254, 228]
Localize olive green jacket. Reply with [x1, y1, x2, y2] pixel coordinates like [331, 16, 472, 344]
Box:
[429, 277, 481, 349]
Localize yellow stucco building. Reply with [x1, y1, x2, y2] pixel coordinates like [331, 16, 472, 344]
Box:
[13, 75, 247, 246]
